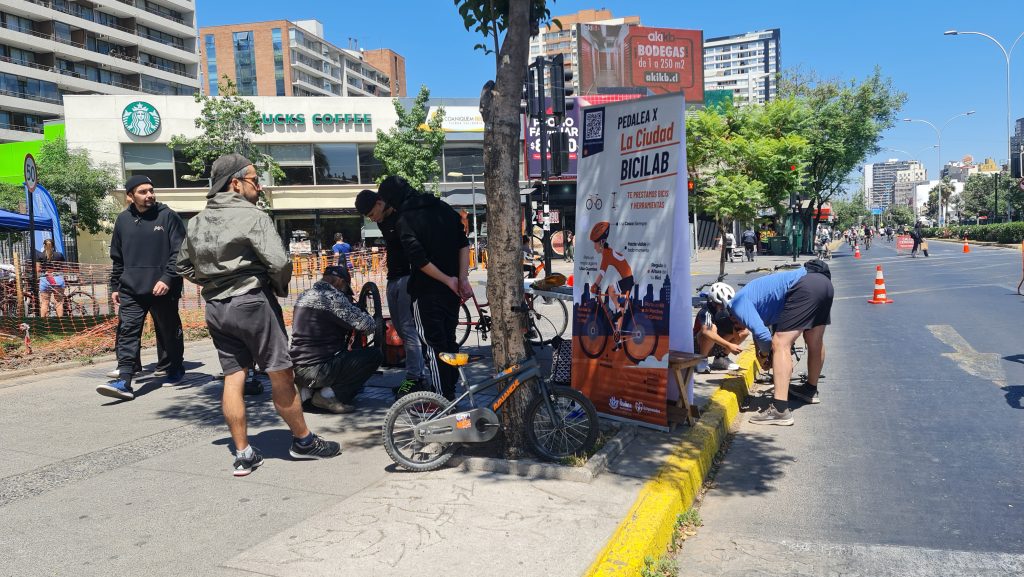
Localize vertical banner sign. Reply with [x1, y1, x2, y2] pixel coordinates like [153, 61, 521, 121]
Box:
[27, 184, 64, 256]
[573, 93, 691, 430]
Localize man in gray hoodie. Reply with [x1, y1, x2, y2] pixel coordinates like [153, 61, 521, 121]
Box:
[178, 153, 342, 477]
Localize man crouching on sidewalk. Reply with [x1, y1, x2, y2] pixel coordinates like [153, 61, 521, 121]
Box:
[178, 153, 342, 476]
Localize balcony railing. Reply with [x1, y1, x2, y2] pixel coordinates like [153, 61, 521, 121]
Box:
[140, 58, 194, 78]
[0, 55, 53, 74]
[139, 4, 186, 25]
[138, 31, 185, 50]
[0, 87, 62, 104]
[0, 122, 45, 134]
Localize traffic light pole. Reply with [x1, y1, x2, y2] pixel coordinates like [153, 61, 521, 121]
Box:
[534, 56, 553, 277]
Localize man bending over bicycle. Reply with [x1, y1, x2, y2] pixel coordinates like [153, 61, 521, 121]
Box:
[589, 221, 633, 350]
[726, 259, 833, 426]
[694, 282, 749, 373]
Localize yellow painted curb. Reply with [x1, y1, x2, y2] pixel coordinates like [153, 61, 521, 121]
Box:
[582, 349, 758, 577]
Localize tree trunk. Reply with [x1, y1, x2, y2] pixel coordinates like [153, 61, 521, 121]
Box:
[480, 0, 531, 459]
[718, 219, 728, 279]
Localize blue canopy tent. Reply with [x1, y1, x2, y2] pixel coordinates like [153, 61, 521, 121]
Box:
[0, 208, 52, 232]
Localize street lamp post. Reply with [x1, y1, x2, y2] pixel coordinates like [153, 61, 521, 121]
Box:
[946, 30, 1024, 217]
[447, 171, 482, 262]
[902, 111, 975, 226]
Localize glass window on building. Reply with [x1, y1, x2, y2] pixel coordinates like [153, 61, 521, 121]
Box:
[357, 143, 384, 185]
[173, 148, 208, 189]
[266, 144, 314, 186]
[442, 144, 484, 181]
[271, 28, 285, 96]
[122, 144, 175, 189]
[205, 34, 218, 95]
[233, 31, 257, 96]
[313, 144, 358, 185]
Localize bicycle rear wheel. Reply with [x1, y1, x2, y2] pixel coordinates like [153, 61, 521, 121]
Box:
[526, 298, 568, 346]
[525, 385, 599, 461]
[456, 302, 473, 347]
[382, 391, 455, 472]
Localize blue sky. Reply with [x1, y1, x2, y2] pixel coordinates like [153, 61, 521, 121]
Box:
[199, 0, 1024, 188]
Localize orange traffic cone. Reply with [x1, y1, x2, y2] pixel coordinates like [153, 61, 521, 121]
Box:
[854, 246, 861, 259]
[963, 238, 970, 253]
[567, 274, 574, 287]
[867, 265, 894, 304]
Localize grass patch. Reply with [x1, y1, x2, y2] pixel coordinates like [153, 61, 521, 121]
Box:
[559, 425, 616, 467]
[641, 555, 679, 577]
[670, 507, 703, 551]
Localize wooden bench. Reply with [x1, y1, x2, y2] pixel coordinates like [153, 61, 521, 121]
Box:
[667, 350, 704, 429]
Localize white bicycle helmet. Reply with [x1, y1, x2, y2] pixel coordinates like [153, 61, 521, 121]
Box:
[708, 282, 735, 306]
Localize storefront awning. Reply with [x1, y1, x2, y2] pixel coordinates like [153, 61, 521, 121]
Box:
[441, 188, 535, 207]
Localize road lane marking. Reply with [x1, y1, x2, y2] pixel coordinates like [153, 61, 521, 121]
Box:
[927, 324, 1006, 388]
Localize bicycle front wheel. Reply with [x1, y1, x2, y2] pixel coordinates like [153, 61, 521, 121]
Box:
[66, 291, 97, 317]
[527, 298, 568, 346]
[525, 385, 599, 461]
[382, 391, 455, 472]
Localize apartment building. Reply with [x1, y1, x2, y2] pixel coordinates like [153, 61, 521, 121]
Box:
[703, 28, 780, 106]
[0, 0, 199, 143]
[528, 8, 640, 95]
[362, 48, 404, 97]
[866, 159, 926, 210]
[1012, 116, 1023, 178]
[200, 19, 398, 98]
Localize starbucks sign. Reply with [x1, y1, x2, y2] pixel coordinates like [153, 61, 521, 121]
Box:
[122, 101, 161, 136]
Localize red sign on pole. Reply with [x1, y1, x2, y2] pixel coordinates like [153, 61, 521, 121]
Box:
[896, 235, 914, 252]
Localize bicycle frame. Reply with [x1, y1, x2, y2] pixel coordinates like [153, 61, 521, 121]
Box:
[412, 358, 544, 444]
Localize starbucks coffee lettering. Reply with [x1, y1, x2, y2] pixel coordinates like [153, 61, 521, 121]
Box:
[261, 113, 372, 126]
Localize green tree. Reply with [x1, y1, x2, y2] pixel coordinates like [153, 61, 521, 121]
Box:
[169, 76, 282, 185]
[831, 194, 870, 230]
[36, 137, 121, 234]
[373, 85, 446, 194]
[0, 181, 21, 212]
[882, 204, 915, 226]
[780, 68, 907, 250]
[455, 0, 552, 458]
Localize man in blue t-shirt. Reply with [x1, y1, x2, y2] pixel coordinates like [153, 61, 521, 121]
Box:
[331, 233, 352, 269]
[727, 260, 833, 426]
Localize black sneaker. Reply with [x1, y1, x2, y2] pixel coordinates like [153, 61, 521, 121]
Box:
[789, 384, 820, 404]
[289, 435, 343, 460]
[243, 379, 265, 396]
[96, 379, 135, 401]
[232, 447, 264, 477]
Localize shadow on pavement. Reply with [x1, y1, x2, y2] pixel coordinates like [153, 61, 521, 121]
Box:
[705, 431, 793, 496]
[1002, 385, 1024, 409]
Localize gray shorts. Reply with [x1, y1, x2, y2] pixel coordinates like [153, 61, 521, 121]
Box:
[205, 287, 292, 375]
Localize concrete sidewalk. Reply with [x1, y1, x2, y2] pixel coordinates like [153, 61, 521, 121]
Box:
[0, 250, 788, 577]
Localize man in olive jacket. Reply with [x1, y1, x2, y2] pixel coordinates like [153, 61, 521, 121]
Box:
[177, 153, 341, 477]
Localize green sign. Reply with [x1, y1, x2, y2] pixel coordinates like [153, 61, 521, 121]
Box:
[122, 101, 161, 136]
[261, 113, 372, 126]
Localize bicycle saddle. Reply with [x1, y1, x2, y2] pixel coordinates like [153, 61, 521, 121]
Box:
[439, 352, 470, 366]
[530, 273, 567, 291]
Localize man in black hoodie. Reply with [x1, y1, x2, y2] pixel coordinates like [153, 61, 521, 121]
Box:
[96, 175, 185, 401]
[378, 176, 471, 400]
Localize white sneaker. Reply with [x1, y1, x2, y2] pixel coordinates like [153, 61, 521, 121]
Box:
[696, 360, 710, 374]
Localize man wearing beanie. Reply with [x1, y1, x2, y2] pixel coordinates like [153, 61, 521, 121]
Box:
[355, 189, 424, 398]
[177, 153, 341, 476]
[377, 175, 471, 401]
[96, 174, 186, 401]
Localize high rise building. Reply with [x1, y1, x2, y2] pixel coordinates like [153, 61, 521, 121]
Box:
[1012, 116, 1023, 178]
[703, 29, 780, 106]
[362, 48, 405, 97]
[0, 0, 200, 143]
[528, 9, 640, 95]
[865, 159, 926, 210]
[199, 19, 399, 98]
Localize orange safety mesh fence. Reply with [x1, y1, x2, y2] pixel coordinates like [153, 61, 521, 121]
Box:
[0, 248, 388, 370]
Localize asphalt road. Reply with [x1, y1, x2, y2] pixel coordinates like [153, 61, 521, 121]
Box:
[678, 239, 1024, 576]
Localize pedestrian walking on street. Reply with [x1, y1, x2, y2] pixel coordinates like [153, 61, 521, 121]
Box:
[332, 233, 352, 269]
[96, 175, 185, 402]
[355, 189, 425, 398]
[178, 153, 342, 476]
[910, 221, 927, 257]
[741, 226, 757, 262]
[726, 259, 834, 426]
[35, 238, 66, 317]
[378, 175, 471, 401]
[290, 265, 382, 413]
[565, 230, 575, 263]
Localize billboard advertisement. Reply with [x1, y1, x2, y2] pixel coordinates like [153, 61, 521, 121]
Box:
[577, 24, 703, 103]
[572, 93, 691, 429]
[524, 99, 581, 179]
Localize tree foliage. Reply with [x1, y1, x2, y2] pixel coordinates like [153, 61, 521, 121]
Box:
[168, 76, 282, 184]
[882, 204, 915, 226]
[373, 85, 446, 194]
[36, 137, 121, 234]
[957, 172, 1019, 222]
[831, 193, 870, 230]
[780, 68, 907, 246]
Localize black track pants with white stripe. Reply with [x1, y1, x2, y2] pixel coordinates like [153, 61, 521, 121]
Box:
[412, 292, 460, 400]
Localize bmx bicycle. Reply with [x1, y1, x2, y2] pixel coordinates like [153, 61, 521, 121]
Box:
[382, 302, 599, 472]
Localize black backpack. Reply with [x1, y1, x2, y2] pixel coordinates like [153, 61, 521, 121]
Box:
[741, 230, 756, 244]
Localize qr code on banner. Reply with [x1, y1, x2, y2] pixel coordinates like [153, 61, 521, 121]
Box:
[584, 110, 604, 140]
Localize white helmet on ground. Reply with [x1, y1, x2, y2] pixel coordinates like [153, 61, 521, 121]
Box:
[708, 282, 735, 306]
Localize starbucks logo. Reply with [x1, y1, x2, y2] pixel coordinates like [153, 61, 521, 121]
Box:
[122, 101, 160, 137]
